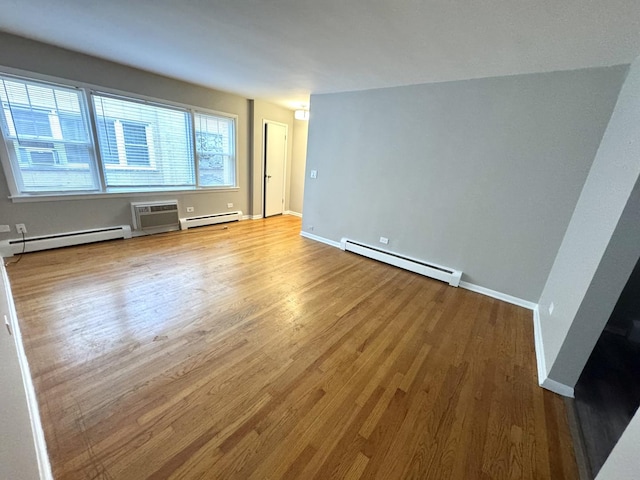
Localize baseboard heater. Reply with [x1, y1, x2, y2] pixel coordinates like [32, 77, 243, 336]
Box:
[340, 238, 462, 287]
[0, 225, 132, 257]
[180, 211, 242, 230]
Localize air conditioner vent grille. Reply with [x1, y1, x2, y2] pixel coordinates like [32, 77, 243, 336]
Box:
[131, 201, 179, 233]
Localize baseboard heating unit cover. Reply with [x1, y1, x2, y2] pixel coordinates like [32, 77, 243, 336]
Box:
[340, 238, 462, 287]
[0, 225, 132, 257]
[179, 211, 242, 230]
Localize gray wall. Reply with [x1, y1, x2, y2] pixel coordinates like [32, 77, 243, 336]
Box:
[302, 66, 628, 301]
[538, 58, 640, 387]
[290, 118, 308, 214]
[0, 33, 297, 238]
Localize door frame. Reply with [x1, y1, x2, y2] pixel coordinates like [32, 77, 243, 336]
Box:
[262, 119, 288, 218]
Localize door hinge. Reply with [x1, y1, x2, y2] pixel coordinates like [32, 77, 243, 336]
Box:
[4, 314, 12, 336]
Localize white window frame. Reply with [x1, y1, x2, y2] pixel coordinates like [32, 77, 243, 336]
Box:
[100, 119, 156, 171]
[0, 66, 239, 200]
[0, 75, 101, 194]
[194, 111, 237, 188]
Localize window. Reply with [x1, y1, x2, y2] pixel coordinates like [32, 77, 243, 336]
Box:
[98, 119, 150, 167]
[121, 122, 150, 166]
[195, 112, 235, 187]
[0, 72, 238, 196]
[93, 94, 194, 189]
[0, 76, 99, 193]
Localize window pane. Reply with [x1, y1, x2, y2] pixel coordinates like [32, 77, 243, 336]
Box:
[0, 76, 99, 193]
[195, 112, 236, 187]
[59, 112, 85, 142]
[121, 122, 150, 166]
[12, 107, 52, 137]
[93, 94, 194, 189]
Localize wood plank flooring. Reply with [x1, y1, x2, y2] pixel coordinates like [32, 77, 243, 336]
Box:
[6, 215, 578, 479]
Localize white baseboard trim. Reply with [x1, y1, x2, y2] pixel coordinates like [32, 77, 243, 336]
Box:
[533, 306, 575, 398]
[541, 377, 575, 398]
[458, 281, 537, 310]
[240, 215, 251, 220]
[285, 210, 302, 218]
[251, 215, 263, 220]
[299, 231, 342, 249]
[299, 234, 537, 310]
[533, 306, 547, 386]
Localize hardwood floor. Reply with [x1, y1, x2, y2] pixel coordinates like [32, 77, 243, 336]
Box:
[6, 215, 578, 479]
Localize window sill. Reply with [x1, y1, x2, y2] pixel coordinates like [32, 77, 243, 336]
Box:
[9, 186, 239, 203]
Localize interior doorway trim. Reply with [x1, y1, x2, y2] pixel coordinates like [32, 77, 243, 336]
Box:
[534, 307, 575, 397]
[262, 119, 288, 218]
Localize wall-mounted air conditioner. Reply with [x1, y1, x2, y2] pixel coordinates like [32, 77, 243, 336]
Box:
[131, 200, 180, 234]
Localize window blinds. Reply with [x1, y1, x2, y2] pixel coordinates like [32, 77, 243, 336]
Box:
[0, 75, 98, 192]
[93, 94, 195, 188]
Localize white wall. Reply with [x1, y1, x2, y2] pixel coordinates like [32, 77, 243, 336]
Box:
[302, 66, 628, 301]
[289, 118, 308, 214]
[0, 264, 49, 480]
[597, 409, 640, 479]
[538, 58, 640, 388]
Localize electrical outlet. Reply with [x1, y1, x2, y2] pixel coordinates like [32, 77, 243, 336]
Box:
[186, 206, 194, 213]
[379, 236, 389, 245]
[310, 170, 317, 179]
[227, 203, 233, 208]
[548, 302, 555, 315]
[309, 225, 314, 231]
[15, 224, 27, 234]
[0, 225, 10, 233]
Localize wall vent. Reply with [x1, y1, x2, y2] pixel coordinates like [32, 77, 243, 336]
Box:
[180, 211, 242, 230]
[0, 225, 132, 257]
[131, 200, 180, 234]
[340, 238, 462, 287]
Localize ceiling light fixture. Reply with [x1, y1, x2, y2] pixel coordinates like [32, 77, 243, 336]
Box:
[294, 109, 310, 121]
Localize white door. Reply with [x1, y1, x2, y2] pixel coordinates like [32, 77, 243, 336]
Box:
[264, 122, 287, 217]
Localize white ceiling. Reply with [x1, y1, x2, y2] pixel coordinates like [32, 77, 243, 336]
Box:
[0, 0, 639, 109]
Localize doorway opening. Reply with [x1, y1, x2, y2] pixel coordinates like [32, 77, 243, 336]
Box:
[574, 255, 640, 477]
[263, 121, 288, 218]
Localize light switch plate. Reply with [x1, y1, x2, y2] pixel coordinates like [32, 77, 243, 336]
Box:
[0, 225, 10, 232]
[310, 170, 317, 179]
